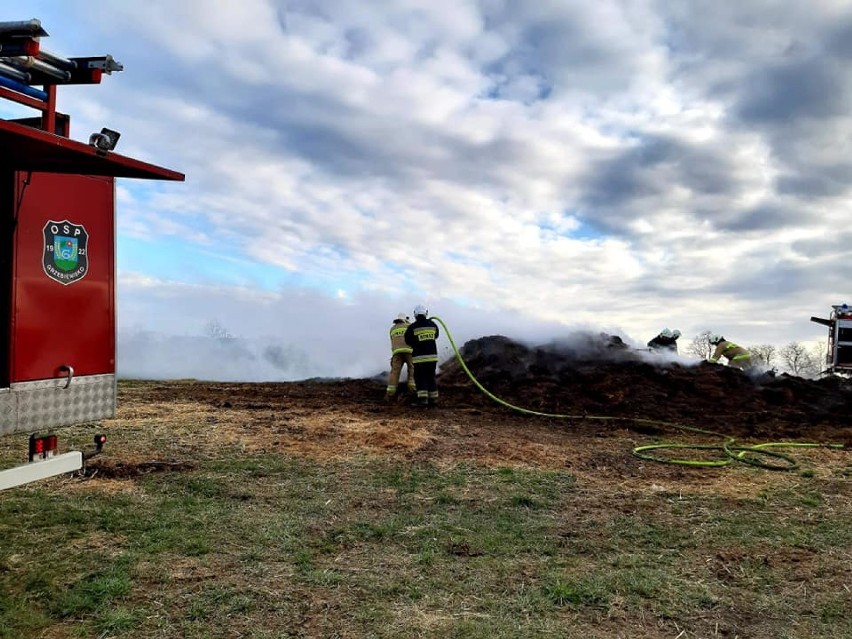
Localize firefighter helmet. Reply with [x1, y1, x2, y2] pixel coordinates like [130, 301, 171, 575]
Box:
[413, 304, 428, 317]
[708, 333, 723, 344]
[672, 329, 681, 339]
[660, 328, 673, 338]
[396, 313, 408, 322]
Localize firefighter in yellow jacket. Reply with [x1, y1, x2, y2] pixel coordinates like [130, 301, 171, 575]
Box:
[708, 334, 753, 370]
[386, 313, 416, 400]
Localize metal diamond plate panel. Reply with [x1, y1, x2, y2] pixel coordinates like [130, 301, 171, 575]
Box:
[0, 390, 14, 436]
[1, 374, 116, 436]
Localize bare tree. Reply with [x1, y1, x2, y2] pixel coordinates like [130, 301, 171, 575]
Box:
[811, 343, 830, 374]
[779, 342, 819, 378]
[685, 331, 713, 360]
[204, 319, 234, 342]
[749, 344, 776, 369]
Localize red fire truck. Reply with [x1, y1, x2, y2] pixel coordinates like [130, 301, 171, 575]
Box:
[811, 304, 852, 376]
[0, 19, 184, 489]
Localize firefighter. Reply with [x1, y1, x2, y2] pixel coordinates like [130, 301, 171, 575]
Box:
[708, 334, 752, 370]
[404, 304, 440, 407]
[386, 313, 416, 401]
[647, 328, 681, 353]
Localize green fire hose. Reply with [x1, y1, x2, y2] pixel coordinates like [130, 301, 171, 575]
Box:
[432, 316, 844, 471]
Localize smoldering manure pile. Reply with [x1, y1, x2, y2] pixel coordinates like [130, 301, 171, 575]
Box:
[438, 334, 852, 442]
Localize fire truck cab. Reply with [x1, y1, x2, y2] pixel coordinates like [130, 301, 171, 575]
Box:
[0, 19, 184, 489]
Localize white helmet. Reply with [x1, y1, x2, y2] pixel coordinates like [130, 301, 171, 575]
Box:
[672, 329, 681, 339]
[708, 333, 723, 344]
[413, 304, 428, 317]
[396, 313, 408, 322]
[660, 328, 673, 338]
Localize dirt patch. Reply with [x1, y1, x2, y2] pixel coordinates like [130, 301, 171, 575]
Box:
[84, 459, 195, 479]
[105, 340, 850, 500]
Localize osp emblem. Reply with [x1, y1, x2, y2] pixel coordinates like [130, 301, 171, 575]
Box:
[42, 220, 89, 285]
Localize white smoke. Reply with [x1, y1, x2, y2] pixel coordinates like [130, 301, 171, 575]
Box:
[117, 280, 708, 381]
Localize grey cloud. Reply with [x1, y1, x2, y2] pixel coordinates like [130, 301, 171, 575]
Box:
[777, 165, 852, 198]
[823, 17, 852, 58]
[709, 260, 812, 299]
[662, 2, 817, 77]
[736, 58, 850, 123]
[791, 232, 851, 258]
[715, 204, 802, 233]
[628, 279, 700, 302]
[479, 4, 657, 97]
[578, 134, 755, 234]
[581, 136, 684, 213]
[703, 247, 851, 306]
[657, 2, 852, 207]
[684, 15, 852, 204]
[161, 74, 543, 201]
[341, 28, 374, 59]
[272, 119, 385, 178]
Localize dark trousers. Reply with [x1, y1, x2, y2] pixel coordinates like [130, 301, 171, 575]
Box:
[413, 361, 438, 404]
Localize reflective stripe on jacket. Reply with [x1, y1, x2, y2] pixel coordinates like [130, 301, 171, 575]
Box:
[710, 341, 750, 363]
[404, 317, 439, 364]
[390, 321, 412, 355]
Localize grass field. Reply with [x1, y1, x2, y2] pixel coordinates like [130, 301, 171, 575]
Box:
[0, 380, 850, 638]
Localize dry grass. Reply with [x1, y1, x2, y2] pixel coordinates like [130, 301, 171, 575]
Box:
[0, 379, 850, 638]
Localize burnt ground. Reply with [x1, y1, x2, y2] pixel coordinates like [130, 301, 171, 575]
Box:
[91, 334, 852, 493]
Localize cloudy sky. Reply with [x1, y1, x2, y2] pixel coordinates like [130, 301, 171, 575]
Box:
[3, 1, 849, 380]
